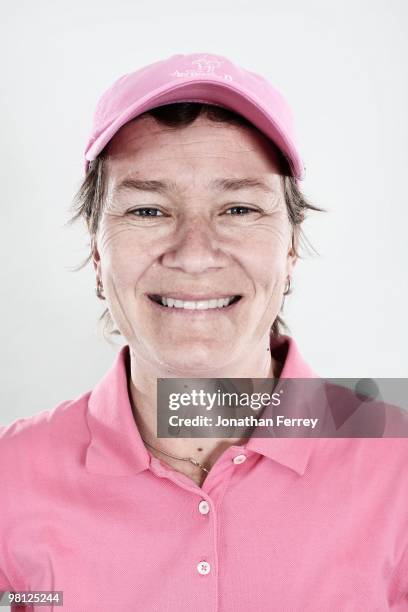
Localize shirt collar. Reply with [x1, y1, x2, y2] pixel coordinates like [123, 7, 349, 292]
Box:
[85, 346, 151, 476]
[85, 335, 319, 477]
[244, 334, 319, 476]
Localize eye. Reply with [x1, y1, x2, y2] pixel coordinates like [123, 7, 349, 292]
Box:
[127, 205, 259, 218]
[128, 207, 165, 217]
[225, 206, 258, 215]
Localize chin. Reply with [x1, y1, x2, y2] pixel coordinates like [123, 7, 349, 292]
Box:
[157, 343, 233, 373]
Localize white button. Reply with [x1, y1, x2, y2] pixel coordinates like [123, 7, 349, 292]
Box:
[233, 454, 247, 465]
[198, 500, 210, 515]
[197, 561, 211, 575]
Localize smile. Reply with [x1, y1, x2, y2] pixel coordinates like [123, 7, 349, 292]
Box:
[148, 294, 242, 311]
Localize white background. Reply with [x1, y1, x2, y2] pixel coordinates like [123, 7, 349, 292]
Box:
[1, 0, 407, 426]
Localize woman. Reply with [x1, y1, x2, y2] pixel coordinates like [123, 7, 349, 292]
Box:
[1, 53, 407, 611]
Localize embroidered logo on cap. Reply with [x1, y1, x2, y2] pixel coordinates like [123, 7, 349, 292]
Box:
[170, 55, 233, 81]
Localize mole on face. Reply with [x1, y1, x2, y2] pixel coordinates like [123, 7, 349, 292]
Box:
[197, 448, 203, 452]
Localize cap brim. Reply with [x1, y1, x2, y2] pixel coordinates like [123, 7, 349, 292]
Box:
[84, 79, 305, 180]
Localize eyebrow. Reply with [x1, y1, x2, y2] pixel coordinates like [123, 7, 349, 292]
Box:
[113, 177, 274, 197]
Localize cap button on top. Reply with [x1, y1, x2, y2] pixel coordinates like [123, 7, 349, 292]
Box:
[233, 454, 247, 465]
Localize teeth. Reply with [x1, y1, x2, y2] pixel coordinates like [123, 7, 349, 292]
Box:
[160, 296, 236, 309]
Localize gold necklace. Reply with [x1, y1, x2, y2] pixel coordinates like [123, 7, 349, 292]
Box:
[141, 437, 210, 474]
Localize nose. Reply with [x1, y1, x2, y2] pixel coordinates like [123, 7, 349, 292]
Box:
[160, 218, 229, 274]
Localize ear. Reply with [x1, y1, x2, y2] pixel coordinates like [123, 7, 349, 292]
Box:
[91, 237, 101, 276]
[286, 229, 299, 277]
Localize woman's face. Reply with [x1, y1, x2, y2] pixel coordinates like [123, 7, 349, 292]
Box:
[93, 115, 297, 372]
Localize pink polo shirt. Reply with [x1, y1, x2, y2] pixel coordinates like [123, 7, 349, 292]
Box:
[1, 335, 407, 611]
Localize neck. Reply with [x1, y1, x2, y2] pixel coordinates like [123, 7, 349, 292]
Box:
[126, 338, 281, 485]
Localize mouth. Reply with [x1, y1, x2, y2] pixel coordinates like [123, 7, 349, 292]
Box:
[147, 294, 242, 312]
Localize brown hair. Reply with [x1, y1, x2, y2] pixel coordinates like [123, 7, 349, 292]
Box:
[67, 102, 326, 343]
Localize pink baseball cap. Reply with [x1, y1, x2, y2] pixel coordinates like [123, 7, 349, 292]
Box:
[84, 52, 306, 180]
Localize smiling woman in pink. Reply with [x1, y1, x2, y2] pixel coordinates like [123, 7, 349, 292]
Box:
[1, 53, 407, 611]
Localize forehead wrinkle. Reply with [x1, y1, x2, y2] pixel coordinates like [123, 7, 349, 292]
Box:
[111, 175, 278, 199]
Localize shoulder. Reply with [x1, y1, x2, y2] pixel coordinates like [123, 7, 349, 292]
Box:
[0, 392, 92, 480]
[317, 437, 408, 500]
